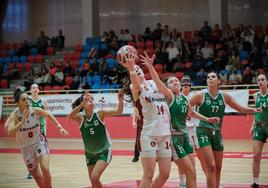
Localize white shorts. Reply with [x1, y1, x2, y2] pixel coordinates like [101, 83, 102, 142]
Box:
[187, 126, 196, 149]
[21, 136, 49, 171]
[140, 135, 171, 158]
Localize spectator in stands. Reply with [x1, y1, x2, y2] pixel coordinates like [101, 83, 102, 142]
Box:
[241, 25, 255, 48]
[36, 30, 51, 55]
[201, 41, 214, 60]
[108, 67, 119, 85]
[63, 61, 74, 76]
[214, 49, 228, 72]
[98, 58, 109, 84]
[262, 48, 268, 68]
[242, 66, 254, 84]
[152, 22, 164, 41]
[154, 40, 168, 68]
[171, 32, 183, 52]
[143, 27, 153, 41]
[211, 24, 222, 43]
[78, 76, 90, 91]
[195, 68, 207, 86]
[192, 52, 206, 72]
[17, 40, 30, 56]
[161, 25, 172, 44]
[250, 47, 263, 69]
[199, 20, 212, 41]
[227, 49, 240, 69]
[56, 29, 65, 50]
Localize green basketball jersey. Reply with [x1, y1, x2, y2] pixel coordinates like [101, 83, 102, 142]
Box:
[80, 112, 111, 154]
[29, 97, 46, 134]
[254, 91, 268, 124]
[197, 89, 225, 130]
[169, 94, 189, 134]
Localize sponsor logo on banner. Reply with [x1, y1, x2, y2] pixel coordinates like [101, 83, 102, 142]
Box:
[41, 94, 133, 115]
[40, 90, 248, 115]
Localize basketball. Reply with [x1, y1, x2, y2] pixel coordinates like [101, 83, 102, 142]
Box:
[116, 45, 138, 66]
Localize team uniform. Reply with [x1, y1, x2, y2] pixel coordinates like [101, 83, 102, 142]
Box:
[193, 89, 225, 151]
[183, 92, 197, 148]
[136, 80, 171, 158]
[29, 97, 47, 135]
[80, 112, 112, 166]
[15, 107, 49, 171]
[169, 94, 193, 159]
[253, 92, 268, 142]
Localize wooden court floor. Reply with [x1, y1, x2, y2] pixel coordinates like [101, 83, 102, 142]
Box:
[0, 138, 267, 188]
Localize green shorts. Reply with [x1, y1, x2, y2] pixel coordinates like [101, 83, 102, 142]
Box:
[171, 134, 193, 160]
[85, 148, 112, 166]
[253, 123, 268, 143]
[193, 127, 224, 151]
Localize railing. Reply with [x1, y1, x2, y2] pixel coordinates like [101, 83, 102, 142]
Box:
[0, 84, 259, 116]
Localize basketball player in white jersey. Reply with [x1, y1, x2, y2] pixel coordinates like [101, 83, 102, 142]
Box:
[178, 75, 196, 187]
[122, 52, 172, 188]
[7, 87, 68, 188]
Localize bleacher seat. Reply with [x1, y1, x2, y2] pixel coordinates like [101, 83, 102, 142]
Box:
[47, 47, 54, 55]
[12, 56, 19, 63]
[145, 40, 154, 48]
[74, 44, 83, 53]
[27, 55, 35, 63]
[44, 85, 53, 94]
[24, 62, 32, 72]
[64, 52, 72, 61]
[136, 41, 145, 49]
[19, 56, 27, 63]
[17, 63, 24, 72]
[36, 55, 43, 63]
[184, 31, 192, 42]
[0, 79, 9, 88]
[4, 57, 11, 64]
[65, 76, 73, 87]
[30, 48, 38, 56]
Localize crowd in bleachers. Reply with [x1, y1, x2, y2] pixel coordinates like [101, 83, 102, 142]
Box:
[0, 21, 268, 90]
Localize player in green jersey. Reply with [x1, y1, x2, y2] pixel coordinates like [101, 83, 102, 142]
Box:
[68, 89, 124, 188]
[30, 83, 48, 135]
[26, 83, 48, 179]
[252, 74, 268, 188]
[190, 72, 262, 188]
[140, 52, 220, 188]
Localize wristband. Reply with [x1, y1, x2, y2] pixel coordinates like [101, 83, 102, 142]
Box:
[129, 70, 136, 75]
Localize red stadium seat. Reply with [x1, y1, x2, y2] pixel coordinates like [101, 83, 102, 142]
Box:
[65, 76, 73, 87]
[27, 55, 35, 63]
[24, 62, 32, 72]
[64, 52, 72, 61]
[72, 52, 81, 60]
[176, 72, 184, 80]
[127, 41, 136, 48]
[74, 44, 83, 53]
[0, 79, 8, 88]
[145, 40, 153, 48]
[183, 31, 192, 42]
[47, 47, 55, 55]
[17, 63, 24, 72]
[44, 85, 53, 94]
[36, 55, 43, 63]
[136, 41, 144, 49]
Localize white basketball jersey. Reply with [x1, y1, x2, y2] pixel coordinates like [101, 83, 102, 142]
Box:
[183, 92, 197, 127]
[138, 80, 171, 136]
[15, 108, 42, 148]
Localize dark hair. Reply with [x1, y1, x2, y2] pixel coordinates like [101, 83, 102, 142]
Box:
[121, 75, 134, 103]
[181, 75, 191, 86]
[71, 93, 85, 112]
[13, 87, 26, 102]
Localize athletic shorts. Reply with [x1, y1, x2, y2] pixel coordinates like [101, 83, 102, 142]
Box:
[85, 148, 112, 166]
[21, 135, 49, 171]
[187, 126, 196, 148]
[139, 135, 171, 158]
[171, 134, 193, 160]
[192, 127, 224, 151]
[253, 123, 268, 143]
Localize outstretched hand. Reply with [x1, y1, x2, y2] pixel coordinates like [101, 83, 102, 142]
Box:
[122, 51, 138, 69]
[59, 126, 69, 136]
[207, 117, 220, 124]
[118, 89, 124, 101]
[140, 51, 155, 68]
